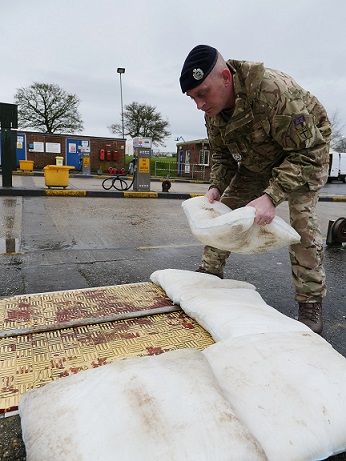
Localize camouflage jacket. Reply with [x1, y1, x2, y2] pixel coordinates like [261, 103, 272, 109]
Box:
[206, 60, 332, 206]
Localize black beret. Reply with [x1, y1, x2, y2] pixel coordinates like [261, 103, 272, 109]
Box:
[180, 45, 218, 93]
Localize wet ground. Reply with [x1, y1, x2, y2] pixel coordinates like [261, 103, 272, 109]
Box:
[0, 177, 345, 460]
[0, 417, 26, 460]
[0, 192, 345, 358]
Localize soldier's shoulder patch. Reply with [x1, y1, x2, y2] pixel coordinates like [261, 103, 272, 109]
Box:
[293, 115, 312, 141]
[294, 115, 305, 126]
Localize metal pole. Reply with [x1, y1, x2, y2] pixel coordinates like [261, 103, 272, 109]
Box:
[0, 305, 181, 339]
[120, 73, 124, 138]
[117, 67, 125, 139]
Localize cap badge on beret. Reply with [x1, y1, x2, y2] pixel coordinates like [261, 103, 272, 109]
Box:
[193, 68, 204, 81]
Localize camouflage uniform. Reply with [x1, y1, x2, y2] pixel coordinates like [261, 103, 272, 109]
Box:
[201, 60, 331, 303]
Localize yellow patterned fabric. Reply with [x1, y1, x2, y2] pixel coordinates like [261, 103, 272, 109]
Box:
[0, 283, 214, 412]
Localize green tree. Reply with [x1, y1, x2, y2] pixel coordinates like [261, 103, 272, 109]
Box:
[14, 82, 84, 133]
[109, 101, 171, 146]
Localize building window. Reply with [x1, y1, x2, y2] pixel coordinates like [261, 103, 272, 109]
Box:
[199, 149, 210, 166]
[185, 150, 191, 173]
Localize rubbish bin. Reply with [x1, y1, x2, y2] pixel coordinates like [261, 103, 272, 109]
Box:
[43, 165, 74, 188]
[55, 156, 64, 166]
[19, 160, 34, 172]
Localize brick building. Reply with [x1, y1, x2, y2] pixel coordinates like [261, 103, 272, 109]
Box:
[176, 138, 212, 180]
[14, 131, 126, 173]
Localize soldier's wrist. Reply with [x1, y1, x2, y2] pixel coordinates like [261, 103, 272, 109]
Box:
[264, 192, 280, 207]
[208, 185, 221, 194]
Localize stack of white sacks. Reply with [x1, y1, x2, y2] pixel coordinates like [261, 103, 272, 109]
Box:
[19, 198, 346, 460]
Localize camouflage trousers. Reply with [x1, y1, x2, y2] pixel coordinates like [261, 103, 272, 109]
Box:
[200, 169, 326, 303]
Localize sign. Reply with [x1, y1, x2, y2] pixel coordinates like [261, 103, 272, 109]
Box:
[69, 143, 77, 154]
[17, 136, 24, 149]
[81, 140, 90, 152]
[133, 137, 152, 148]
[33, 142, 44, 152]
[46, 142, 61, 154]
[138, 158, 150, 173]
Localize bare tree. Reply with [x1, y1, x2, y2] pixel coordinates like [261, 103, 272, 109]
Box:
[109, 101, 171, 147]
[329, 109, 345, 151]
[14, 82, 84, 133]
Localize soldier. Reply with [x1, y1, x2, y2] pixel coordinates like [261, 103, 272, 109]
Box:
[180, 45, 331, 334]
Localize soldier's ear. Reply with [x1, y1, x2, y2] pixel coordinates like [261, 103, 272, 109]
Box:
[221, 68, 232, 86]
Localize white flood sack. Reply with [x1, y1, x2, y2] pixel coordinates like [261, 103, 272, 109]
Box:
[181, 195, 300, 253]
[19, 270, 346, 461]
[204, 332, 346, 461]
[150, 268, 255, 305]
[178, 287, 309, 341]
[150, 269, 308, 340]
[19, 349, 267, 461]
[151, 269, 346, 459]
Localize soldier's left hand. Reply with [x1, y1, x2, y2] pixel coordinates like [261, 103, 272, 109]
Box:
[246, 194, 276, 226]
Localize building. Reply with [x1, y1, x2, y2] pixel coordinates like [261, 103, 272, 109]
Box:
[176, 138, 211, 180]
[8, 131, 126, 173]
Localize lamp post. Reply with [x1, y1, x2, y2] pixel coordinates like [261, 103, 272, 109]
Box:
[117, 67, 125, 139]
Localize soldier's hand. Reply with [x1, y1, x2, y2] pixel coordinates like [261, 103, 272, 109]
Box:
[246, 194, 275, 226]
[206, 187, 221, 203]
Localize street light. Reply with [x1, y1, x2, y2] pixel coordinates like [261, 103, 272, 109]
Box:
[117, 67, 125, 139]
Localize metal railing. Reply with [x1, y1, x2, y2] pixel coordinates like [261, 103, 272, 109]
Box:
[152, 161, 208, 180]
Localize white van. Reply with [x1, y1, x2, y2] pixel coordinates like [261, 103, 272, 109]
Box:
[339, 153, 346, 182]
[328, 150, 346, 183]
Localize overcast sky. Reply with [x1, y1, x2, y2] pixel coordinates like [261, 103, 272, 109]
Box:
[1, 0, 346, 152]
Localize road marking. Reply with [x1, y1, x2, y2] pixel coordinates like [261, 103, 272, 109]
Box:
[124, 191, 159, 198]
[45, 190, 87, 197]
[137, 243, 202, 250]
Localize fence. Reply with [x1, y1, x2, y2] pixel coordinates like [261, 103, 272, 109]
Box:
[152, 161, 208, 180]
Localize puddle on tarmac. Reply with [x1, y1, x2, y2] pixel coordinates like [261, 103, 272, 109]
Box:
[0, 197, 21, 253]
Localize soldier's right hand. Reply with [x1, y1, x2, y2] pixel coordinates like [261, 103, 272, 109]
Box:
[205, 187, 221, 203]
